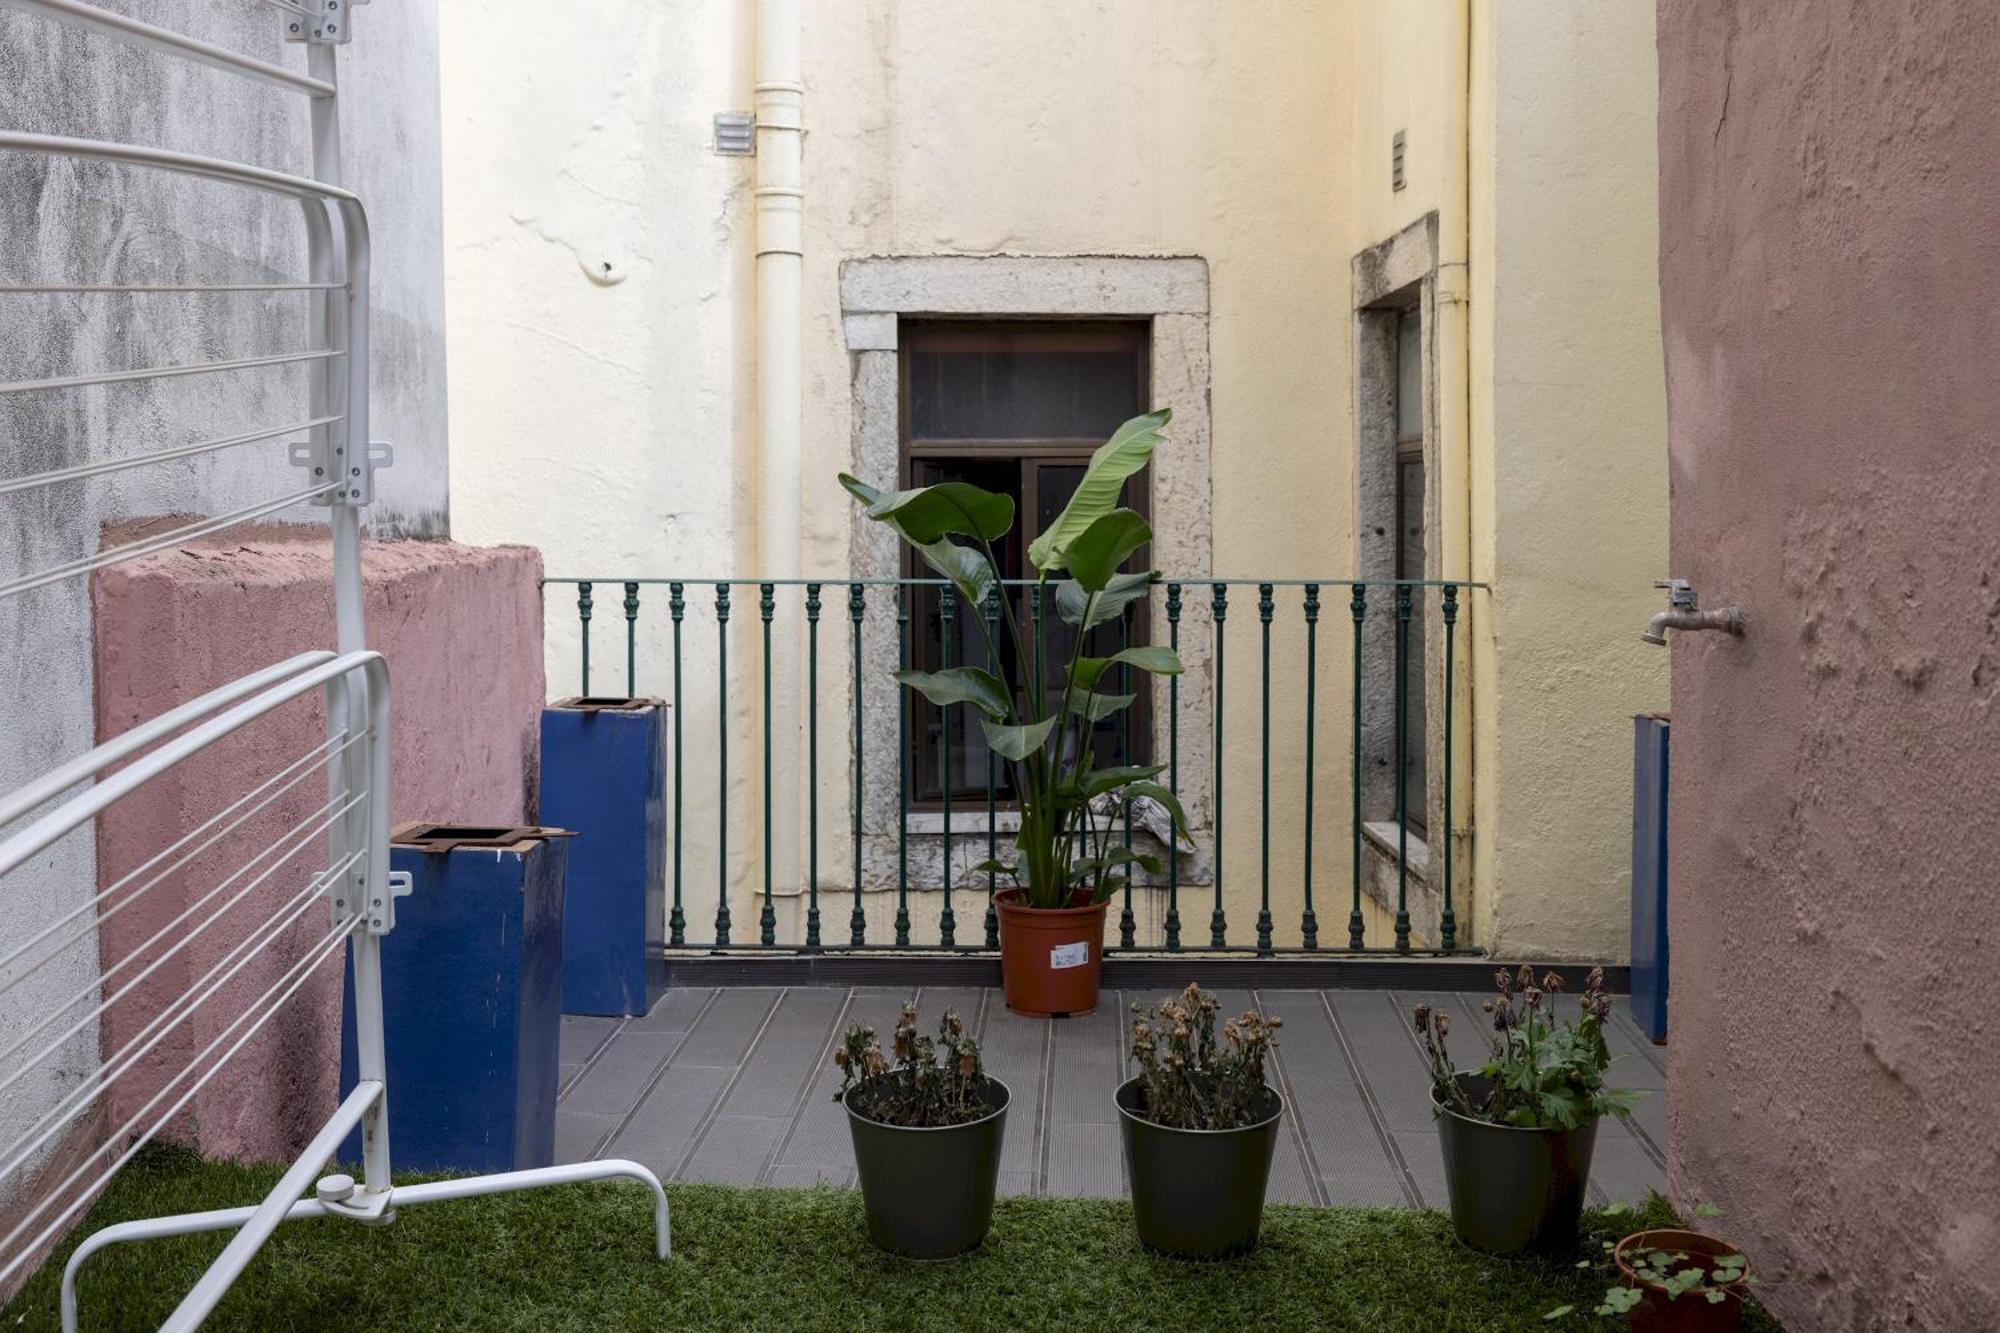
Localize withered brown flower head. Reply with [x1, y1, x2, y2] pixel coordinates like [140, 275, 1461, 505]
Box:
[1413, 1002, 1431, 1033]
[1516, 963, 1536, 991]
[1495, 968, 1512, 993]
[1543, 971, 1566, 993]
[1435, 1012, 1450, 1038]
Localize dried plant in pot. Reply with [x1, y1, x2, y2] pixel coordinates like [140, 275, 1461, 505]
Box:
[836, 1004, 1008, 1258]
[1115, 985, 1284, 1259]
[1414, 965, 1640, 1254]
[841, 410, 1190, 1017]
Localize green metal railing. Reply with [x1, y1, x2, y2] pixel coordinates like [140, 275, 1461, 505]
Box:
[542, 576, 1483, 956]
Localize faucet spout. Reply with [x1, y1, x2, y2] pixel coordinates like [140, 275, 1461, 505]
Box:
[1641, 607, 1743, 646]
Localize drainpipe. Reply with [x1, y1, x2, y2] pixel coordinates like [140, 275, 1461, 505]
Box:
[753, 0, 805, 929]
[1436, 0, 1475, 943]
[754, 0, 803, 580]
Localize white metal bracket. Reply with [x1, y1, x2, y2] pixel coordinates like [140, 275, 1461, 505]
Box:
[314, 1173, 396, 1227]
[291, 438, 392, 507]
[276, 0, 368, 45]
[368, 869, 413, 936]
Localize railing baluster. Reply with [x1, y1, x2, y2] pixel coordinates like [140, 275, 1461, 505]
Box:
[1256, 582, 1274, 954]
[1394, 583, 1413, 953]
[669, 582, 686, 946]
[984, 585, 1001, 949]
[624, 581, 639, 694]
[1165, 583, 1183, 951]
[939, 585, 956, 948]
[1301, 584, 1320, 949]
[577, 581, 593, 695]
[1211, 582, 1228, 948]
[849, 584, 868, 946]
[715, 584, 732, 947]
[895, 588, 911, 947]
[1349, 585, 1366, 948]
[1441, 583, 1459, 951]
[760, 584, 776, 947]
[1118, 610, 1135, 950]
[806, 583, 822, 952]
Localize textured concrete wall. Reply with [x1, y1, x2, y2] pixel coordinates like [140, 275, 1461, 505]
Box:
[0, 1, 446, 1196]
[91, 533, 542, 1161]
[1657, 2, 2000, 1328]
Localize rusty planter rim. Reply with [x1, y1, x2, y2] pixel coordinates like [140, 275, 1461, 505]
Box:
[992, 887, 1103, 915]
[1614, 1227, 1751, 1296]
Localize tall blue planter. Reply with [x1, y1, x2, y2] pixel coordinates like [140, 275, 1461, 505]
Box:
[340, 824, 567, 1174]
[1630, 714, 1670, 1043]
[540, 697, 667, 1017]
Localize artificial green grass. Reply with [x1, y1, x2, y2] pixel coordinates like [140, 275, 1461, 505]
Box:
[6, 1144, 1783, 1332]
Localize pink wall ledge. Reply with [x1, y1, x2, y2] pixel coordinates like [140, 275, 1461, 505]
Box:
[91, 528, 544, 1163]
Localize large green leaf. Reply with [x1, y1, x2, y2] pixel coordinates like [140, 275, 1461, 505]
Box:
[1056, 571, 1155, 631]
[1063, 690, 1133, 722]
[1061, 509, 1151, 591]
[1075, 763, 1166, 797]
[914, 538, 996, 610]
[981, 716, 1057, 760]
[1026, 408, 1170, 572]
[1070, 645, 1183, 690]
[839, 474, 1015, 544]
[895, 667, 1011, 720]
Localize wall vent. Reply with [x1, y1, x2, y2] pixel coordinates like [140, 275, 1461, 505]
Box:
[714, 112, 755, 156]
[1391, 130, 1407, 192]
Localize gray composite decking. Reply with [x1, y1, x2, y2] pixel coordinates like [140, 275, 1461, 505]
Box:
[556, 986, 1669, 1209]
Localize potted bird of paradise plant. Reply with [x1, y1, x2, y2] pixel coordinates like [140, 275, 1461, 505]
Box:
[841, 409, 1187, 1016]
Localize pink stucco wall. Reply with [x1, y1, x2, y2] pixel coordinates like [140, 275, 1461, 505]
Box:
[1656, 3, 2000, 1329]
[91, 530, 544, 1162]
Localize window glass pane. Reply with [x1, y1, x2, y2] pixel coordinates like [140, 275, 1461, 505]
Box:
[908, 325, 1144, 441]
[1396, 310, 1423, 443]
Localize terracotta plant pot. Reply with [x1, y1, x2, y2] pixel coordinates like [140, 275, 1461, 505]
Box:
[1614, 1228, 1749, 1333]
[993, 889, 1107, 1017]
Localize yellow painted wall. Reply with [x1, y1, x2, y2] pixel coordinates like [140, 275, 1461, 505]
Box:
[442, 0, 1666, 959]
[1349, 0, 1671, 958]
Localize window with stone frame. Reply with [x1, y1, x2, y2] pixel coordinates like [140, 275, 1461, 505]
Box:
[898, 320, 1155, 806]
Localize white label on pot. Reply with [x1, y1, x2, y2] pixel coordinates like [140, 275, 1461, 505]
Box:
[1049, 941, 1089, 970]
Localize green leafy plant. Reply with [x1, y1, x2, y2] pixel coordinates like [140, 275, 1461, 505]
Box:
[1545, 1202, 1756, 1322]
[834, 1003, 992, 1128]
[1415, 964, 1638, 1130]
[841, 408, 1188, 910]
[1127, 984, 1281, 1130]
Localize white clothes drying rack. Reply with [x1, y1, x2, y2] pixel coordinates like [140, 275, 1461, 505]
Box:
[0, 4, 667, 1328]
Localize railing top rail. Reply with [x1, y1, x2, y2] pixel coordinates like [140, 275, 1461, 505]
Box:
[0, 0, 336, 98]
[540, 576, 1493, 590]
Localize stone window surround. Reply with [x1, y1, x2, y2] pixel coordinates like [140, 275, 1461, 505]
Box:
[840, 256, 1215, 903]
[1351, 216, 1452, 945]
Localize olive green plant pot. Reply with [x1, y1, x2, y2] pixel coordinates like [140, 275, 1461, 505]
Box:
[1434, 1073, 1599, 1255]
[1115, 1076, 1283, 1259]
[844, 1076, 1009, 1259]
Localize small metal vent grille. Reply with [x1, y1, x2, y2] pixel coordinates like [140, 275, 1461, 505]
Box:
[1392, 130, 1406, 192]
[714, 112, 755, 156]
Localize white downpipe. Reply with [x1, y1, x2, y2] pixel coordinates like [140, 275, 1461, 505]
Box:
[754, 0, 806, 928]
[755, 0, 803, 579]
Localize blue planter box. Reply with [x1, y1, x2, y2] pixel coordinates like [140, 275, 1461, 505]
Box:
[340, 824, 567, 1174]
[540, 697, 667, 1017]
[1629, 714, 1670, 1043]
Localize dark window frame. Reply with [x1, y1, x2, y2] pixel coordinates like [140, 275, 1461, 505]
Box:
[897, 319, 1155, 809]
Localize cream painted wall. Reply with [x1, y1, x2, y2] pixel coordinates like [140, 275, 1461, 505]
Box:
[1348, 0, 1670, 958]
[442, 0, 1665, 957]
